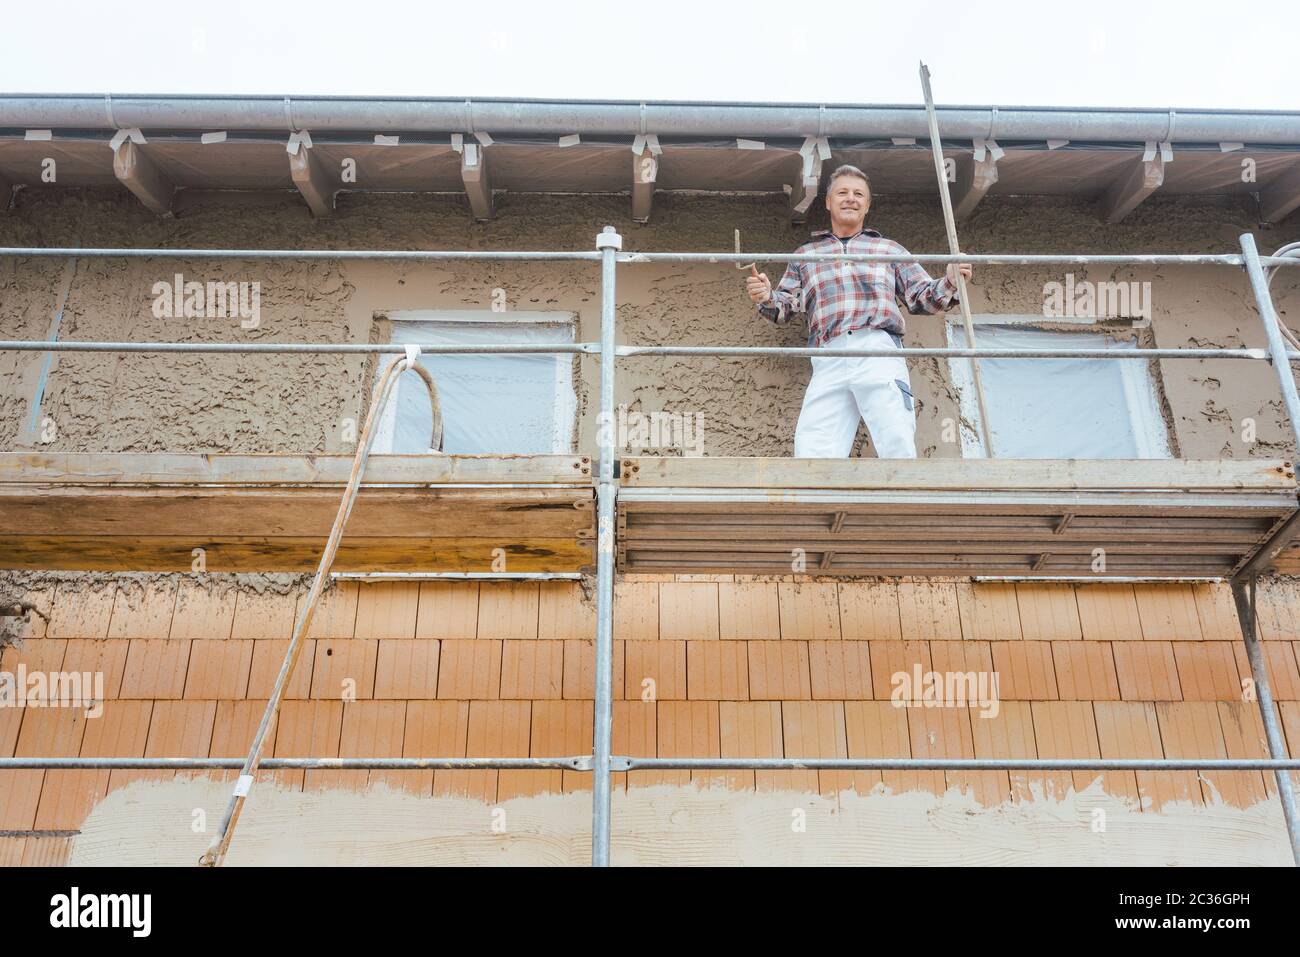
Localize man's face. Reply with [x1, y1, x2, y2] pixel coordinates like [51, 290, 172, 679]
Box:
[825, 175, 870, 230]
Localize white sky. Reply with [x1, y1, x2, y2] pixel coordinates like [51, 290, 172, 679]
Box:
[2, 0, 1295, 111]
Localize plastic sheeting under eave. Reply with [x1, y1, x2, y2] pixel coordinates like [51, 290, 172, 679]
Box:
[948, 325, 1171, 459]
[386, 320, 576, 454]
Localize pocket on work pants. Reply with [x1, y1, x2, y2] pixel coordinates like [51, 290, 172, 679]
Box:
[894, 378, 914, 411]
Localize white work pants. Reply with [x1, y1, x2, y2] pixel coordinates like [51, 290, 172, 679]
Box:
[793, 327, 917, 459]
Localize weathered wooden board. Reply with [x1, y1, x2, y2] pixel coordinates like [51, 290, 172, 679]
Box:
[0, 453, 593, 486]
[0, 454, 595, 573]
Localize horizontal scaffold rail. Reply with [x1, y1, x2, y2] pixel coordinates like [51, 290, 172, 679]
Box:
[0, 341, 598, 355]
[2, 757, 1298, 771]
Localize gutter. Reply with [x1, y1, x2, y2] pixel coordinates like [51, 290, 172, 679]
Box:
[0, 94, 1298, 144]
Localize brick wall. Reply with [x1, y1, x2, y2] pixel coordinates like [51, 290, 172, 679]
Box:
[3, 573, 1300, 865]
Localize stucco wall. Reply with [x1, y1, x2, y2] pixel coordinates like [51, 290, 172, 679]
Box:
[1, 187, 1297, 459]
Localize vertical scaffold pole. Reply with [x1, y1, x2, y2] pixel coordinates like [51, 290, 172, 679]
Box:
[1235, 231, 1300, 866]
[592, 225, 622, 866]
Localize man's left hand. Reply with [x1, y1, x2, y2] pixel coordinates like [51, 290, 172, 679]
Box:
[945, 262, 972, 285]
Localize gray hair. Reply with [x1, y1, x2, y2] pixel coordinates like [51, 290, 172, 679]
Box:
[826, 164, 871, 192]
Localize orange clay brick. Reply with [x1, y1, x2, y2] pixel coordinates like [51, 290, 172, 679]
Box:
[1015, 584, 1081, 641]
[37, 701, 150, 830]
[718, 701, 782, 791]
[613, 700, 656, 791]
[108, 700, 215, 793]
[311, 701, 407, 793]
[843, 700, 910, 796]
[969, 700, 1035, 804]
[954, 581, 1021, 641]
[1112, 641, 1182, 701]
[561, 639, 625, 700]
[477, 583, 539, 640]
[465, 700, 532, 803]
[207, 699, 272, 784]
[527, 700, 594, 795]
[624, 640, 686, 701]
[1074, 584, 1143, 642]
[245, 640, 316, 699]
[868, 640, 932, 701]
[309, 639, 378, 700]
[20, 838, 72, 866]
[230, 590, 298, 641]
[0, 838, 25, 866]
[614, 581, 660, 641]
[168, 581, 236, 641]
[0, 638, 67, 678]
[837, 581, 901, 641]
[1231, 642, 1300, 702]
[897, 580, 962, 641]
[928, 640, 995, 682]
[373, 640, 440, 699]
[435, 639, 501, 700]
[300, 582, 359, 640]
[1051, 641, 1121, 700]
[1093, 701, 1164, 808]
[747, 641, 811, 700]
[59, 640, 129, 700]
[1029, 701, 1102, 799]
[1172, 642, 1242, 701]
[808, 640, 872, 700]
[106, 581, 178, 640]
[14, 587, 53, 638]
[414, 582, 479, 640]
[182, 639, 253, 699]
[908, 706, 992, 803]
[1214, 701, 1271, 809]
[272, 701, 343, 792]
[687, 640, 749, 700]
[404, 700, 469, 797]
[499, 640, 564, 699]
[537, 582, 595, 640]
[990, 641, 1058, 700]
[1154, 702, 1226, 809]
[777, 582, 841, 641]
[1255, 579, 1300, 640]
[2, 708, 86, 831]
[718, 581, 781, 640]
[1134, 584, 1203, 641]
[118, 640, 191, 699]
[1192, 582, 1240, 641]
[352, 582, 417, 639]
[46, 584, 114, 640]
[1283, 703, 1300, 794]
[782, 700, 850, 797]
[658, 582, 719, 640]
[656, 701, 722, 788]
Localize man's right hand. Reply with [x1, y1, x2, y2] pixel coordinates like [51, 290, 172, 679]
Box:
[746, 270, 773, 305]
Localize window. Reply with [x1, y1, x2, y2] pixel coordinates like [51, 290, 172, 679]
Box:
[947, 320, 1172, 459]
[374, 311, 578, 454]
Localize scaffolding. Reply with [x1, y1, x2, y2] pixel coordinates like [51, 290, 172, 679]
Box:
[1, 232, 1300, 866]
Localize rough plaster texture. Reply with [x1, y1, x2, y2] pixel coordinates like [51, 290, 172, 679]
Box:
[0, 187, 1297, 459]
[69, 776, 1292, 867]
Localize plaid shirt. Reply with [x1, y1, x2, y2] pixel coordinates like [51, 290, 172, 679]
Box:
[758, 227, 960, 346]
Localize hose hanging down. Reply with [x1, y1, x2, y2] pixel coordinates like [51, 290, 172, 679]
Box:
[198, 350, 441, 867]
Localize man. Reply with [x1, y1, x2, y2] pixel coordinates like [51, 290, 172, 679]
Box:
[746, 164, 972, 458]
